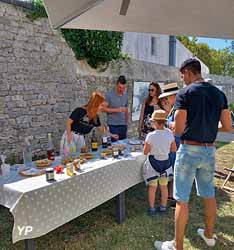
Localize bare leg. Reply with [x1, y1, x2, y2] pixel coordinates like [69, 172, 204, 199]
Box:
[148, 185, 157, 208]
[203, 197, 216, 238]
[174, 202, 188, 250]
[168, 179, 173, 198]
[160, 185, 168, 206]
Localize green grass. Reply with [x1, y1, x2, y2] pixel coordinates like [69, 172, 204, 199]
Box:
[0, 143, 234, 250]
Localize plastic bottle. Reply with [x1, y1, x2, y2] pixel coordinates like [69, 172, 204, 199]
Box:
[47, 133, 55, 160]
[23, 138, 32, 168]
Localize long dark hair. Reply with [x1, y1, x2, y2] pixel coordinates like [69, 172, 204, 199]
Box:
[145, 82, 162, 105]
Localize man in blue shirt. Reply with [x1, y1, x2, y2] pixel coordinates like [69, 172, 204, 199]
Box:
[103, 76, 129, 141]
[154, 59, 231, 250]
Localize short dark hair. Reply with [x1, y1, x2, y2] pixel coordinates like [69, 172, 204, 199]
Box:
[180, 58, 201, 74]
[117, 75, 126, 85]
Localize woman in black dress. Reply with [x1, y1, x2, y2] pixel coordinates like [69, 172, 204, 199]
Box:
[139, 82, 162, 139]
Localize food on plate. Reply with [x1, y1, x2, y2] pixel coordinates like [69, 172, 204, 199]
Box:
[100, 149, 112, 155]
[35, 159, 52, 168]
[79, 153, 94, 160]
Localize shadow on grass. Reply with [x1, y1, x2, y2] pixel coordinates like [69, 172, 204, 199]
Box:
[188, 186, 234, 250]
[215, 141, 229, 150]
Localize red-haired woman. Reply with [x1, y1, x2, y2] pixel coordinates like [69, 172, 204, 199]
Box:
[61, 92, 118, 154]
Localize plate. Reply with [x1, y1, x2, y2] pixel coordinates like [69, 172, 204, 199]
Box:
[100, 149, 112, 155]
[35, 159, 52, 168]
[19, 168, 45, 177]
[128, 139, 143, 145]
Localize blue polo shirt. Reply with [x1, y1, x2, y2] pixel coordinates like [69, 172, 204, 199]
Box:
[174, 82, 228, 143]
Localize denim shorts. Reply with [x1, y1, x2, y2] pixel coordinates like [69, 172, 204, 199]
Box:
[173, 144, 216, 202]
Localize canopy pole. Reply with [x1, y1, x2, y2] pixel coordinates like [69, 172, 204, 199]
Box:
[169, 35, 176, 67]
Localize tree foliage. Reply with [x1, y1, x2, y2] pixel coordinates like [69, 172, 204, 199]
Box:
[61, 29, 123, 68]
[177, 36, 234, 76]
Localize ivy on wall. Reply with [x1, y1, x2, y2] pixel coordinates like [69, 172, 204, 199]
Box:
[61, 29, 123, 68]
[27, 0, 124, 69]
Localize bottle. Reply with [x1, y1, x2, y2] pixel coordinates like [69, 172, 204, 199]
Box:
[23, 138, 32, 168]
[106, 126, 112, 147]
[102, 126, 108, 148]
[91, 129, 98, 151]
[47, 133, 55, 160]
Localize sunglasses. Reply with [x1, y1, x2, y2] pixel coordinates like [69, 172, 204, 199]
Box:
[148, 88, 155, 92]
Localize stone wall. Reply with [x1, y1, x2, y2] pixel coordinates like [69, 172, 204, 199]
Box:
[1, 2, 234, 161]
[0, 3, 88, 160]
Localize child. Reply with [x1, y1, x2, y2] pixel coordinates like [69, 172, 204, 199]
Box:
[143, 110, 176, 215]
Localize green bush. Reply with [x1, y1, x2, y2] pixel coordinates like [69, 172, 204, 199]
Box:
[27, 1, 124, 68]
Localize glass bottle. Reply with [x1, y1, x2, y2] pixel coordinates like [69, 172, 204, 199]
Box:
[102, 126, 108, 148]
[23, 138, 32, 168]
[47, 133, 55, 160]
[91, 129, 98, 151]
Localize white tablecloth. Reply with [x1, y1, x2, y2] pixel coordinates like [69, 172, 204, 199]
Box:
[0, 152, 146, 243]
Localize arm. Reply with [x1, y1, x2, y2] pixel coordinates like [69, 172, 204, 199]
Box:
[174, 109, 187, 135]
[138, 102, 145, 134]
[102, 106, 127, 113]
[218, 109, 231, 132]
[170, 140, 177, 153]
[66, 118, 73, 142]
[96, 126, 119, 140]
[143, 141, 151, 155]
[125, 108, 129, 126]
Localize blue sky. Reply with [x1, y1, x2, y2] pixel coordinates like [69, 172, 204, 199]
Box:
[196, 37, 233, 50]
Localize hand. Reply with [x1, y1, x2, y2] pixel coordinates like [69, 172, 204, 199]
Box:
[111, 134, 119, 140]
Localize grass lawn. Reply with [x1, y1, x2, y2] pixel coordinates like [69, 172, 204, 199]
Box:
[0, 142, 233, 250]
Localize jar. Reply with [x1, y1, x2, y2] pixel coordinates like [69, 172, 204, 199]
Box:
[112, 146, 119, 158]
[46, 167, 55, 181]
[66, 163, 74, 176]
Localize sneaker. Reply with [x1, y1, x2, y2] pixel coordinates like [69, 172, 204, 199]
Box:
[168, 196, 175, 201]
[159, 205, 167, 213]
[154, 240, 175, 250]
[197, 228, 216, 247]
[147, 207, 156, 216]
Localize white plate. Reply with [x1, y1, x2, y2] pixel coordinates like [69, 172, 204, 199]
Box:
[128, 139, 143, 145]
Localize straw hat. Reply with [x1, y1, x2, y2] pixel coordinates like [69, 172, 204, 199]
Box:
[150, 110, 167, 121]
[158, 82, 179, 99]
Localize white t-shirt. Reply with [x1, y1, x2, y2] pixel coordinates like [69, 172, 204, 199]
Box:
[145, 129, 174, 160]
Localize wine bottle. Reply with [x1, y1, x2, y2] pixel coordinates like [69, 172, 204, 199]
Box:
[91, 129, 98, 151]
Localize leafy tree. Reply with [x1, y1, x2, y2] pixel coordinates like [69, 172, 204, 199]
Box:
[177, 36, 234, 76]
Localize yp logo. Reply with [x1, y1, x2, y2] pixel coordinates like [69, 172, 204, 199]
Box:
[17, 226, 33, 236]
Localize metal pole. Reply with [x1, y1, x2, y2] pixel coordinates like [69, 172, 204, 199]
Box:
[115, 192, 125, 224]
[169, 35, 176, 66]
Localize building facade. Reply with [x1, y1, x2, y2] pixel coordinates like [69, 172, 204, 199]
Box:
[122, 32, 209, 74]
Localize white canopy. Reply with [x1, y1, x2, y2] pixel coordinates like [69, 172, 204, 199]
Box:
[43, 0, 234, 39]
